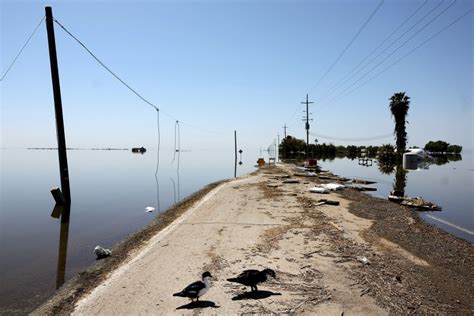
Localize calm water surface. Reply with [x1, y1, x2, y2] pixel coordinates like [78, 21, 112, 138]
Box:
[0, 148, 254, 314]
[1, 149, 473, 313]
[318, 154, 474, 243]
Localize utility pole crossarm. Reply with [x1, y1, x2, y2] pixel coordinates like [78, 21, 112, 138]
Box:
[301, 94, 314, 146]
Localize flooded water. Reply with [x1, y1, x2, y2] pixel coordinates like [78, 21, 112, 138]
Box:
[318, 153, 474, 243]
[1, 149, 472, 314]
[0, 148, 255, 314]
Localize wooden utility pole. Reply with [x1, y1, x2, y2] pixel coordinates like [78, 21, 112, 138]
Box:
[283, 124, 287, 138]
[234, 130, 237, 178]
[45, 6, 71, 204]
[277, 134, 280, 162]
[301, 94, 314, 145]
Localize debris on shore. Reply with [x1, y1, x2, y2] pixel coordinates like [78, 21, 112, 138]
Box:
[388, 194, 442, 211]
[94, 245, 112, 260]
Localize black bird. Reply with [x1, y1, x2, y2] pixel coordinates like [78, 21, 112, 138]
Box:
[173, 271, 213, 301]
[227, 268, 276, 292]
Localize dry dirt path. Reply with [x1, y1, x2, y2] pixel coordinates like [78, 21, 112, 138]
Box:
[72, 167, 388, 315]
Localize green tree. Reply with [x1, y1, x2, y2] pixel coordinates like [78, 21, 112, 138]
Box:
[424, 140, 449, 153]
[389, 92, 410, 154]
[279, 136, 306, 159]
[447, 144, 462, 154]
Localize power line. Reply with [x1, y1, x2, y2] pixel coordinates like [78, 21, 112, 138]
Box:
[310, 131, 393, 142]
[53, 18, 233, 136]
[318, 0, 429, 102]
[321, 0, 458, 107]
[310, 0, 385, 93]
[340, 8, 474, 100]
[284, 0, 384, 131]
[53, 18, 167, 115]
[1, 16, 45, 82]
[319, 0, 448, 105]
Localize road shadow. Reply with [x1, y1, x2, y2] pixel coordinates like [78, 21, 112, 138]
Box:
[232, 290, 282, 301]
[176, 300, 220, 310]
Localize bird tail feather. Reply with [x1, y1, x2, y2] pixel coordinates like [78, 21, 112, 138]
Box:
[227, 278, 239, 282]
[173, 292, 186, 297]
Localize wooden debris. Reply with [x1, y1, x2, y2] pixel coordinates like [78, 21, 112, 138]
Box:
[388, 195, 442, 211]
[401, 197, 442, 211]
[350, 185, 377, 191]
[317, 199, 340, 206]
[329, 221, 344, 232]
[283, 179, 300, 184]
[352, 179, 377, 185]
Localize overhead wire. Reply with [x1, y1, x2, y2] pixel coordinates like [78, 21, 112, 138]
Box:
[309, 0, 385, 93]
[317, 0, 430, 102]
[53, 17, 232, 137]
[310, 132, 393, 142]
[285, 0, 384, 136]
[318, 0, 449, 105]
[339, 8, 474, 100]
[53, 18, 162, 113]
[320, 0, 458, 108]
[1, 15, 45, 82]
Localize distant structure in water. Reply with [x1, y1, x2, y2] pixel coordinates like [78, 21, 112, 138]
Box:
[131, 147, 146, 154]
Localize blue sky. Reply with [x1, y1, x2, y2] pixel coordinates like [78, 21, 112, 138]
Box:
[1, 0, 472, 153]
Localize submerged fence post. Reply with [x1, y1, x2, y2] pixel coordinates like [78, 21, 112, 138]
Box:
[45, 6, 71, 204]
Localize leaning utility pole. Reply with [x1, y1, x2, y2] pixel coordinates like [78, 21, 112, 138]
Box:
[45, 6, 71, 204]
[301, 94, 314, 145]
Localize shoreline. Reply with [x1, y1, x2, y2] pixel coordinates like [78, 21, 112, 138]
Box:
[34, 164, 473, 314]
[32, 177, 235, 315]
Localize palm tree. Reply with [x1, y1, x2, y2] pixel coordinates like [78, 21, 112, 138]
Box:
[393, 164, 407, 196]
[389, 92, 410, 154]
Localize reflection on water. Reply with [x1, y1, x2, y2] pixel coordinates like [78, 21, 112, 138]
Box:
[55, 204, 70, 289]
[0, 148, 255, 314]
[318, 154, 474, 243]
[170, 146, 181, 204]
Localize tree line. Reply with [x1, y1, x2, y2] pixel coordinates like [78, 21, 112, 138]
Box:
[279, 91, 462, 160]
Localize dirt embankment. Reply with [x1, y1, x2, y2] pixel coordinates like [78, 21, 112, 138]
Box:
[34, 164, 473, 315]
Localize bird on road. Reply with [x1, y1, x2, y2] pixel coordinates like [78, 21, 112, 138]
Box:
[173, 271, 213, 301]
[227, 268, 276, 292]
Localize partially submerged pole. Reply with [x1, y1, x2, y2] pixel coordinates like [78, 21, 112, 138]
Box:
[45, 6, 71, 204]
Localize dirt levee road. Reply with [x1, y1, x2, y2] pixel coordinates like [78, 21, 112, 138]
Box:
[36, 164, 474, 315]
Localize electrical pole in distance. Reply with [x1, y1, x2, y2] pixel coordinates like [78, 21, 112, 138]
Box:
[301, 94, 314, 145]
[277, 134, 280, 162]
[283, 124, 287, 138]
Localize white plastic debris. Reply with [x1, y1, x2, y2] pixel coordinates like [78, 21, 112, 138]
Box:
[94, 245, 112, 260]
[321, 183, 345, 191]
[356, 256, 370, 265]
[145, 206, 155, 213]
[306, 172, 317, 177]
[309, 186, 329, 194]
